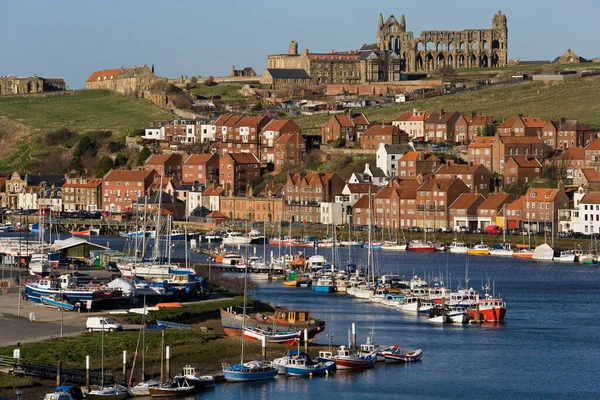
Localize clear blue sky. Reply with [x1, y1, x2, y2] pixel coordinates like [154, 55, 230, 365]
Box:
[1, 0, 597, 89]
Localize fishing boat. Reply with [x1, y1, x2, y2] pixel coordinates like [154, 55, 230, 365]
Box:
[221, 252, 243, 265]
[283, 272, 299, 287]
[380, 293, 406, 307]
[467, 297, 507, 322]
[41, 294, 77, 311]
[119, 230, 147, 238]
[448, 241, 468, 254]
[220, 307, 325, 339]
[427, 306, 448, 324]
[467, 242, 490, 255]
[407, 240, 436, 252]
[247, 229, 267, 244]
[46, 386, 83, 400]
[159, 228, 187, 241]
[284, 356, 335, 376]
[28, 253, 51, 276]
[70, 227, 91, 236]
[489, 243, 514, 256]
[340, 240, 362, 247]
[244, 327, 301, 346]
[383, 347, 423, 363]
[312, 277, 335, 293]
[333, 345, 376, 370]
[269, 237, 295, 246]
[446, 305, 469, 323]
[25, 274, 113, 306]
[553, 250, 576, 262]
[173, 366, 215, 389]
[148, 378, 199, 397]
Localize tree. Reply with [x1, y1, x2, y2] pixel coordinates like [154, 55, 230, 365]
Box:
[114, 153, 128, 167]
[204, 76, 217, 87]
[96, 156, 114, 177]
[251, 102, 264, 112]
[436, 65, 457, 83]
[107, 140, 125, 153]
[137, 146, 151, 166]
[332, 137, 347, 148]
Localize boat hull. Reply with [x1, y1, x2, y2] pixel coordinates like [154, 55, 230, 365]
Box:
[407, 247, 436, 252]
[41, 296, 75, 311]
[334, 357, 375, 370]
[467, 250, 489, 255]
[220, 308, 324, 339]
[312, 285, 335, 293]
[285, 361, 335, 376]
[148, 386, 198, 397]
[468, 306, 506, 322]
[222, 368, 278, 382]
[383, 349, 423, 363]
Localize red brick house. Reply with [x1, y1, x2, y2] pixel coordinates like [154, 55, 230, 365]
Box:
[505, 195, 525, 230]
[360, 125, 407, 150]
[102, 169, 157, 213]
[260, 119, 302, 164]
[284, 172, 345, 223]
[433, 161, 491, 195]
[181, 153, 219, 184]
[397, 151, 441, 179]
[504, 157, 543, 187]
[573, 168, 600, 188]
[321, 112, 370, 144]
[392, 110, 430, 140]
[542, 120, 560, 149]
[466, 114, 495, 142]
[424, 109, 462, 143]
[493, 136, 545, 174]
[449, 193, 486, 230]
[218, 153, 260, 195]
[557, 120, 595, 149]
[497, 116, 545, 137]
[273, 132, 306, 171]
[521, 188, 569, 233]
[143, 153, 183, 179]
[477, 193, 515, 229]
[467, 136, 496, 172]
[416, 177, 471, 229]
[556, 146, 585, 182]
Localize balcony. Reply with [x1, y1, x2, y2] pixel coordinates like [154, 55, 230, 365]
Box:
[417, 205, 445, 212]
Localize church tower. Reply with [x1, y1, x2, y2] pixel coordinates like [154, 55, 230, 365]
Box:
[492, 10, 508, 67]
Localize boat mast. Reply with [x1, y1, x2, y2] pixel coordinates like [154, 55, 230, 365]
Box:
[368, 186, 373, 284]
[154, 177, 164, 261]
[241, 257, 248, 364]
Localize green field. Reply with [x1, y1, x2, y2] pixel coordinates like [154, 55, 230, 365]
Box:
[191, 84, 245, 100]
[295, 75, 600, 133]
[0, 90, 171, 136]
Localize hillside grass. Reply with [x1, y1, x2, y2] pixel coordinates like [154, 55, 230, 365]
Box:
[295, 75, 600, 133]
[191, 84, 245, 100]
[0, 90, 172, 136]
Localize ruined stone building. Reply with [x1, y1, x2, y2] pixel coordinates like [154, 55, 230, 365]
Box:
[266, 11, 507, 84]
[86, 64, 167, 94]
[0, 75, 66, 96]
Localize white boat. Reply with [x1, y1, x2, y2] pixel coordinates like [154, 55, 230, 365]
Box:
[380, 293, 406, 307]
[222, 231, 252, 245]
[129, 380, 160, 397]
[468, 243, 490, 255]
[368, 287, 388, 303]
[396, 296, 421, 313]
[447, 306, 469, 324]
[427, 308, 448, 324]
[532, 243, 554, 261]
[381, 241, 407, 251]
[340, 240, 362, 247]
[222, 252, 243, 265]
[28, 253, 51, 276]
[448, 241, 468, 254]
[489, 243, 514, 256]
[247, 229, 266, 244]
[554, 250, 576, 263]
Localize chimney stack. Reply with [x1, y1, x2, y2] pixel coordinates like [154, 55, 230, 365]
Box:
[440, 108, 444, 116]
[330, 49, 335, 54]
[232, 65, 235, 72]
[560, 117, 566, 125]
[413, 108, 417, 116]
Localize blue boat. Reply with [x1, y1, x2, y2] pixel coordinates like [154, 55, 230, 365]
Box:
[285, 358, 335, 376]
[29, 223, 47, 233]
[0, 223, 15, 232]
[222, 360, 278, 382]
[25, 274, 107, 307]
[312, 278, 335, 293]
[119, 230, 146, 237]
[41, 294, 77, 311]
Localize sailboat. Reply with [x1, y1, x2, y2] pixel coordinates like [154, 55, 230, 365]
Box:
[490, 205, 514, 256]
[86, 320, 130, 400]
[222, 262, 278, 382]
[129, 297, 160, 397]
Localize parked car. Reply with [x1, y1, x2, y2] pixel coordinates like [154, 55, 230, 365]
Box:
[485, 225, 503, 235]
[409, 227, 422, 233]
[556, 231, 572, 238]
[86, 317, 123, 333]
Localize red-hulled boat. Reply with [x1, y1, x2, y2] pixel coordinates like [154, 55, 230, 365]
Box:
[333, 346, 376, 370]
[269, 237, 296, 246]
[467, 298, 506, 322]
[407, 240, 436, 252]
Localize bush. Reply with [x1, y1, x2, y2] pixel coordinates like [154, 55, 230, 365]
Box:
[172, 94, 193, 110]
[45, 127, 73, 146]
[96, 156, 114, 177]
[332, 137, 347, 148]
[137, 146, 151, 166]
[204, 76, 217, 87]
[107, 140, 125, 153]
[114, 153, 128, 167]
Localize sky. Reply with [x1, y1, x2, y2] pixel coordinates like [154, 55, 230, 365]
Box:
[1, 0, 598, 89]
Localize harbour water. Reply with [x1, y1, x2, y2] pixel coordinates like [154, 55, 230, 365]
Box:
[4, 235, 600, 398]
[201, 248, 600, 399]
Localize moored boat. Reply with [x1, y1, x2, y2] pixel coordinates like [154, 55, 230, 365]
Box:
[333, 346, 376, 370]
[383, 347, 423, 363]
[86, 385, 130, 400]
[407, 240, 436, 252]
[467, 297, 507, 322]
[244, 327, 301, 346]
[448, 241, 468, 254]
[553, 250, 576, 262]
[148, 379, 199, 397]
[222, 360, 278, 382]
[468, 242, 490, 255]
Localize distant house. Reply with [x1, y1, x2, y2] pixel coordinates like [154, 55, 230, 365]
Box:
[230, 65, 257, 77]
[396, 151, 441, 179]
[433, 161, 491, 195]
[392, 110, 430, 140]
[504, 157, 543, 187]
[360, 125, 407, 150]
[86, 64, 167, 94]
[424, 109, 462, 143]
[321, 112, 370, 144]
[496, 115, 545, 137]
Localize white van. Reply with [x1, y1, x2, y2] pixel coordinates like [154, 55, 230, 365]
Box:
[86, 317, 123, 333]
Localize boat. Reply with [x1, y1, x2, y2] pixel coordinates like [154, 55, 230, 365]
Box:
[554, 250, 576, 262]
[380, 293, 406, 307]
[284, 356, 335, 376]
[427, 306, 448, 324]
[468, 242, 490, 255]
[119, 230, 146, 238]
[28, 223, 47, 233]
[222, 230, 252, 245]
[383, 347, 423, 363]
[28, 253, 51, 276]
[333, 345, 376, 370]
[220, 307, 325, 339]
[247, 229, 267, 244]
[148, 378, 199, 397]
[532, 243, 554, 261]
[85, 386, 130, 400]
[340, 240, 362, 247]
[513, 244, 534, 258]
[70, 227, 91, 236]
[25, 274, 115, 306]
[159, 228, 187, 241]
[269, 237, 295, 246]
[489, 242, 514, 257]
[0, 223, 15, 232]
[173, 365, 215, 389]
[407, 240, 436, 252]
[283, 272, 299, 287]
[41, 294, 77, 311]
[45, 386, 84, 400]
[381, 241, 408, 251]
[244, 326, 301, 346]
[467, 297, 507, 322]
[221, 252, 243, 265]
[446, 305, 469, 323]
[129, 380, 160, 397]
[312, 277, 335, 293]
[448, 241, 468, 254]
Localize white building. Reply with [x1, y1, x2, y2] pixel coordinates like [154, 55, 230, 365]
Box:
[575, 191, 600, 234]
[392, 109, 429, 140]
[376, 143, 405, 178]
[320, 202, 343, 225]
[558, 186, 584, 233]
[143, 123, 165, 141]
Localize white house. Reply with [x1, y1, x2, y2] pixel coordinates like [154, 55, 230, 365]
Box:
[574, 191, 600, 234]
[320, 202, 343, 225]
[559, 186, 584, 233]
[143, 123, 165, 141]
[376, 143, 405, 178]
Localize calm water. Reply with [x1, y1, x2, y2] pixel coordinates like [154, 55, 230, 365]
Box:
[6, 234, 600, 398]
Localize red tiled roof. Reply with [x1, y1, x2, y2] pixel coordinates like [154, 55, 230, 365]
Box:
[468, 137, 495, 148]
[236, 115, 269, 128]
[206, 210, 228, 218]
[104, 169, 154, 181]
[467, 115, 493, 126]
[214, 114, 232, 126]
[449, 193, 484, 209]
[497, 116, 519, 129]
[418, 177, 456, 192]
[506, 195, 524, 211]
[184, 153, 217, 165]
[435, 163, 490, 175]
[393, 110, 430, 122]
[580, 192, 600, 205]
[557, 146, 585, 160]
[478, 193, 515, 211]
[585, 138, 600, 151]
[352, 194, 372, 210]
[500, 136, 543, 144]
[507, 156, 543, 168]
[224, 115, 243, 128]
[63, 178, 102, 189]
[275, 132, 305, 144]
[262, 119, 299, 132]
[362, 125, 399, 136]
[526, 188, 559, 202]
[522, 117, 546, 128]
[230, 153, 260, 164]
[352, 113, 370, 125]
[559, 120, 590, 132]
[335, 115, 354, 127]
[581, 169, 600, 183]
[86, 68, 122, 83]
[145, 153, 180, 165]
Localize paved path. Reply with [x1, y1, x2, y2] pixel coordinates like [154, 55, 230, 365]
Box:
[0, 313, 83, 347]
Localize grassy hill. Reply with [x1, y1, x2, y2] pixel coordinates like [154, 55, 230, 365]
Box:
[295, 75, 600, 133]
[0, 90, 172, 171]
